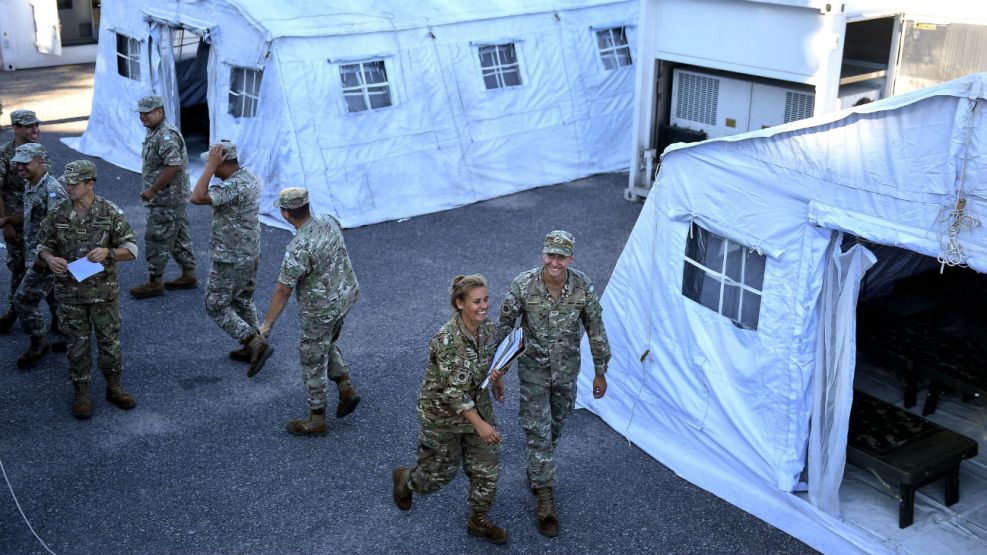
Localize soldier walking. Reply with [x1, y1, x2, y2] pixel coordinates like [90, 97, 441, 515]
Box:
[493, 230, 610, 537]
[392, 274, 509, 545]
[37, 161, 139, 419]
[11, 143, 68, 368]
[129, 95, 197, 298]
[258, 188, 360, 436]
[0, 109, 51, 332]
[189, 141, 269, 373]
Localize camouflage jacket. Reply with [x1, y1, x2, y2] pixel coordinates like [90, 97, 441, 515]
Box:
[209, 168, 260, 264]
[0, 140, 51, 222]
[417, 315, 498, 432]
[141, 119, 189, 207]
[277, 215, 360, 337]
[22, 172, 68, 261]
[37, 196, 137, 304]
[497, 266, 610, 385]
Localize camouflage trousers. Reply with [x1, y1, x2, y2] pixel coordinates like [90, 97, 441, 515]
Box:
[13, 264, 55, 337]
[519, 377, 578, 489]
[204, 259, 258, 342]
[299, 319, 352, 411]
[57, 300, 123, 383]
[145, 204, 195, 276]
[3, 231, 25, 307]
[407, 421, 500, 513]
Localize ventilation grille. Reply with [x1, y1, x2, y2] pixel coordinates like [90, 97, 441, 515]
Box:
[675, 72, 719, 126]
[784, 91, 815, 123]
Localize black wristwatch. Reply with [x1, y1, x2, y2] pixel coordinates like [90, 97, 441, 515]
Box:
[106, 248, 115, 262]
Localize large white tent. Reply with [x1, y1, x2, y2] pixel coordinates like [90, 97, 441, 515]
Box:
[577, 74, 987, 553]
[74, 0, 637, 228]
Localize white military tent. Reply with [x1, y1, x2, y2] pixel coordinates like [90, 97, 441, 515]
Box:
[576, 74, 987, 553]
[75, 0, 637, 228]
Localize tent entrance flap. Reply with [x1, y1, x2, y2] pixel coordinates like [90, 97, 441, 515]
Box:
[149, 22, 211, 156]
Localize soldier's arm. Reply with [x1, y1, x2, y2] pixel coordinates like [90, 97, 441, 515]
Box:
[581, 283, 611, 377]
[189, 168, 214, 205]
[36, 212, 67, 273]
[261, 247, 304, 336]
[91, 208, 137, 262]
[495, 283, 523, 344]
[146, 165, 181, 196]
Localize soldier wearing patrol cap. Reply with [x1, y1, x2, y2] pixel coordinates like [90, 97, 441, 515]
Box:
[258, 187, 361, 436]
[493, 230, 610, 537]
[11, 143, 68, 368]
[0, 109, 51, 333]
[129, 95, 197, 299]
[37, 160, 139, 419]
[190, 140, 265, 370]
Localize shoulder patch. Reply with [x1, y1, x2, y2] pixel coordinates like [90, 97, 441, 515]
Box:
[453, 370, 470, 385]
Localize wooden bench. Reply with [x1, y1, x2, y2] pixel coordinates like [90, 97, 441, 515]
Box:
[846, 391, 979, 528]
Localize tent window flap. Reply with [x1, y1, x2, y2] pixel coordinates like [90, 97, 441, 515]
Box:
[478, 43, 522, 89]
[116, 33, 141, 80]
[229, 67, 262, 118]
[596, 27, 632, 70]
[682, 222, 766, 330]
[340, 60, 392, 113]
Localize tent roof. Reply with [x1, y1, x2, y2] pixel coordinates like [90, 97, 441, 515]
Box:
[222, 0, 631, 39]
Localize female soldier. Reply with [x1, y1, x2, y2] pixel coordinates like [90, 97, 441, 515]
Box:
[392, 274, 508, 544]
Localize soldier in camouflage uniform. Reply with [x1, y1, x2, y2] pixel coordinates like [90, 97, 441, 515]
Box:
[190, 141, 265, 368]
[130, 95, 196, 299]
[37, 160, 139, 419]
[494, 230, 610, 537]
[392, 274, 509, 545]
[0, 110, 52, 332]
[11, 143, 68, 368]
[258, 188, 360, 435]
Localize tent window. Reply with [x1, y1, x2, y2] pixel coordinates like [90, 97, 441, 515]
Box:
[229, 67, 262, 118]
[478, 44, 522, 89]
[596, 27, 632, 70]
[116, 33, 141, 80]
[682, 222, 765, 330]
[340, 60, 392, 113]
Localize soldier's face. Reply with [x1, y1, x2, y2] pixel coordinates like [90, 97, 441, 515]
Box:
[16, 158, 43, 181]
[65, 180, 95, 202]
[13, 123, 39, 143]
[139, 108, 164, 128]
[542, 253, 573, 281]
[457, 286, 490, 327]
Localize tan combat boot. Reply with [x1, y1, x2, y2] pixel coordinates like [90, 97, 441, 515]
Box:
[164, 267, 197, 290]
[129, 276, 164, 299]
[534, 486, 559, 537]
[467, 512, 508, 545]
[334, 377, 361, 418]
[229, 345, 251, 362]
[16, 335, 50, 369]
[286, 408, 327, 436]
[105, 373, 137, 410]
[72, 381, 92, 419]
[244, 334, 273, 378]
[391, 467, 413, 510]
[0, 309, 16, 334]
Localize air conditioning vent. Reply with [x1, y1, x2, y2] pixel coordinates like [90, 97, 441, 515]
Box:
[675, 72, 719, 126]
[784, 92, 814, 123]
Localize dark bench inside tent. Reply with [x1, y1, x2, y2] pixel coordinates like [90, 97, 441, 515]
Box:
[846, 391, 978, 528]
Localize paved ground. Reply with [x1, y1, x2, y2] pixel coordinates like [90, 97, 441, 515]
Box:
[0, 64, 815, 554]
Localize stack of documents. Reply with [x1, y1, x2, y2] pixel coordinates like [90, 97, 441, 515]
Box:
[481, 328, 524, 388]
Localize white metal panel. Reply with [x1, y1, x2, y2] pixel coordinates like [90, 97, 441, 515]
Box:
[670, 68, 753, 138]
[29, 0, 62, 55]
[749, 82, 815, 130]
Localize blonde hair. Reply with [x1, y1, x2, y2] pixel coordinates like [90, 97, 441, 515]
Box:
[450, 274, 488, 313]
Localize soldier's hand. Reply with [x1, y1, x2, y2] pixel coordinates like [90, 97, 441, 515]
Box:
[477, 422, 502, 445]
[492, 378, 506, 403]
[46, 256, 68, 274]
[258, 321, 272, 338]
[592, 375, 608, 399]
[490, 367, 504, 382]
[86, 247, 109, 262]
[206, 143, 227, 168]
[140, 188, 156, 201]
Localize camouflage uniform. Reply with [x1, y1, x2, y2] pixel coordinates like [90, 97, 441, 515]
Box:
[0, 139, 51, 308]
[406, 316, 501, 513]
[497, 266, 610, 489]
[204, 168, 261, 342]
[37, 195, 138, 383]
[276, 214, 360, 410]
[13, 169, 68, 336]
[141, 118, 195, 276]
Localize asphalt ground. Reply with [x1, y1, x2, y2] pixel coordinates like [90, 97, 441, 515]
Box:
[0, 63, 816, 554]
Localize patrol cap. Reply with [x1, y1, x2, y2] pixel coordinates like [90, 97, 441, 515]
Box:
[200, 140, 238, 161]
[136, 95, 164, 113]
[10, 109, 41, 125]
[543, 230, 575, 257]
[11, 142, 46, 163]
[274, 187, 309, 209]
[62, 160, 97, 184]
